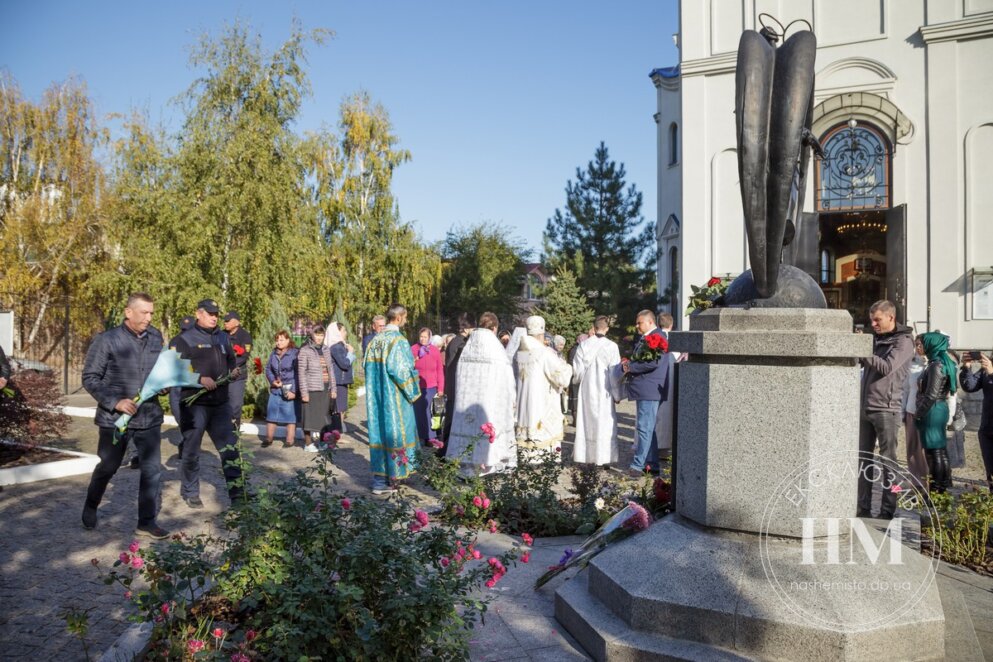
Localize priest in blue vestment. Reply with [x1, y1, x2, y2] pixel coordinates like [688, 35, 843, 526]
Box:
[364, 303, 421, 494]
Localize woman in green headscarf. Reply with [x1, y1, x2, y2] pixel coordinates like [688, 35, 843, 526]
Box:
[914, 332, 957, 493]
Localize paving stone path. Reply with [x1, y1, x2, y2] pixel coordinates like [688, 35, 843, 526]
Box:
[1, 391, 991, 660]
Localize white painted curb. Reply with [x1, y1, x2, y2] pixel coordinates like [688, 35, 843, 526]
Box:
[0, 441, 100, 486]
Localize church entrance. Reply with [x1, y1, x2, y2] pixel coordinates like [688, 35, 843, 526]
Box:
[809, 119, 906, 326]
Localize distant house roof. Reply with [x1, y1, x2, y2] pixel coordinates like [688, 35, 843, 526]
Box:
[649, 65, 680, 79]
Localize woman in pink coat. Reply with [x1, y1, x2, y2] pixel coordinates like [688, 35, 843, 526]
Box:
[411, 327, 445, 446]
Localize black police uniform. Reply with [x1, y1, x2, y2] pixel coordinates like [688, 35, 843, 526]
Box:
[170, 309, 243, 504]
[225, 314, 253, 429]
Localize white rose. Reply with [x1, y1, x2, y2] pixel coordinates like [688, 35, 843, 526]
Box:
[594, 498, 605, 511]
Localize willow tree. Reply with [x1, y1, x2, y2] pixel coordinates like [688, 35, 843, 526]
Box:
[107, 23, 331, 335]
[0, 74, 113, 344]
[309, 92, 440, 330]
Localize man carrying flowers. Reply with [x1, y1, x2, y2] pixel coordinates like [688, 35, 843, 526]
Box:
[170, 299, 244, 509]
[622, 310, 669, 476]
[81, 292, 170, 539]
[222, 310, 253, 430]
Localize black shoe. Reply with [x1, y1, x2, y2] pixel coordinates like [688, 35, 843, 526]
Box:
[184, 496, 204, 509]
[877, 512, 896, 520]
[128, 456, 140, 470]
[261, 439, 273, 448]
[135, 524, 171, 540]
[856, 508, 871, 518]
[81, 505, 98, 529]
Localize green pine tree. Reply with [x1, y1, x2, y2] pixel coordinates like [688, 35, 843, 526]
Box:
[535, 266, 594, 353]
[543, 142, 657, 325]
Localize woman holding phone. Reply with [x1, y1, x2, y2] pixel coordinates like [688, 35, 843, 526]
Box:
[961, 349, 993, 492]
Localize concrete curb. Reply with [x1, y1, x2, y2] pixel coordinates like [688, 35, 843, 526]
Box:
[0, 440, 100, 486]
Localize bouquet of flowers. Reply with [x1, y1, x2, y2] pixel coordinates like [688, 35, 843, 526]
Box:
[534, 501, 652, 589]
[114, 349, 202, 431]
[182, 371, 235, 406]
[685, 276, 729, 315]
[629, 333, 668, 363]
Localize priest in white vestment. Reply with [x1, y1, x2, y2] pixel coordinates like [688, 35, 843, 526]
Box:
[445, 312, 517, 475]
[571, 316, 621, 465]
[514, 315, 573, 461]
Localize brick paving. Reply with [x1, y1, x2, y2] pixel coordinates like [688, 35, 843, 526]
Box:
[1, 391, 991, 660]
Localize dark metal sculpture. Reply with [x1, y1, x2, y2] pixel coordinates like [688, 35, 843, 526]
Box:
[722, 16, 826, 309]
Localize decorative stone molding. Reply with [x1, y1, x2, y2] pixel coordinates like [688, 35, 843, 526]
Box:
[680, 51, 737, 78]
[920, 12, 993, 44]
[812, 91, 915, 145]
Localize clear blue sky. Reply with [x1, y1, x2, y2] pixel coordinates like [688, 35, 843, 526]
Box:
[1, 1, 679, 253]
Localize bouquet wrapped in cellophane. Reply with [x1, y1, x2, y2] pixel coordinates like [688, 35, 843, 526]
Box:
[114, 349, 202, 432]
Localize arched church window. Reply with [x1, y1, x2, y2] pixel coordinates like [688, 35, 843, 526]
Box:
[668, 123, 679, 165]
[815, 120, 890, 211]
[669, 246, 679, 317]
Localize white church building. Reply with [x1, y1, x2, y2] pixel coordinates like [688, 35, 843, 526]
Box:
[653, 0, 993, 349]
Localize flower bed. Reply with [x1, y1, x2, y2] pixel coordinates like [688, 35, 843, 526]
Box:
[95, 454, 524, 660]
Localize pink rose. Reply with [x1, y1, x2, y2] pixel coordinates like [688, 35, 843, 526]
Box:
[187, 639, 205, 654]
[212, 627, 225, 639]
[472, 496, 483, 507]
[522, 533, 533, 546]
[341, 498, 351, 510]
[160, 603, 170, 614]
[119, 552, 130, 564]
[472, 549, 482, 560]
[485, 579, 496, 588]
[415, 510, 429, 527]
[245, 629, 257, 642]
[482, 498, 490, 509]
[231, 654, 251, 662]
[128, 540, 140, 553]
[522, 552, 530, 563]
[440, 557, 450, 567]
[130, 556, 144, 570]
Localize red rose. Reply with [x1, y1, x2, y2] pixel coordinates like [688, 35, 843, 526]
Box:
[706, 277, 722, 288]
[658, 336, 669, 353]
[233, 344, 245, 356]
[645, 334, 663, 350]
[253, 357, 263, 375]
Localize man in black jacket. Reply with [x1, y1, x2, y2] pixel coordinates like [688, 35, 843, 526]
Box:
[857, 300, 914, 519]
[81, 292, 169, 539]
[440, 312, 473, 455]
[223, 310, 253, 430]
[962, 352, 993, 492]
[171, 299, 244, 509]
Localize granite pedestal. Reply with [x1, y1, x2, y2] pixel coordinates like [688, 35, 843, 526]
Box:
[555, 309, 949, 660]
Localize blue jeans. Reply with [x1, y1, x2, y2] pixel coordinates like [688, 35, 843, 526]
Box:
[86, 427, 162, 527]
[631, 400, 661, 471]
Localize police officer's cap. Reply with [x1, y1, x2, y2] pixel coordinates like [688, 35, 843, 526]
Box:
[197, 299, 220, 314]
[223, 310, 241, 322]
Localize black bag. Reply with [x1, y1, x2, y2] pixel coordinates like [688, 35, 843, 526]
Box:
[327, 389, 342, 432]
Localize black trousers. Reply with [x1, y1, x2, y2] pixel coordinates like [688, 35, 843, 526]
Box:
[978, 429, 993, 484]
[85, 427, 162, 526]
[857, 410, 900, 516]
[228, 378, 247, 429]
[180, 403, 243, 501]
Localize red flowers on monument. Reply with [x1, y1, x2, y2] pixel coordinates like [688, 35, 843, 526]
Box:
[706, 276, 722, 288]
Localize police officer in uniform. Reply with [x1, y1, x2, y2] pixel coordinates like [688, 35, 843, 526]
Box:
[223, 310, 253, 430]
[171, 299, 244, 508]
[166, 315, 195, 464]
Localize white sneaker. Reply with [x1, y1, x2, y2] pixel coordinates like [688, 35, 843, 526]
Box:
[304, 443, 319, 453]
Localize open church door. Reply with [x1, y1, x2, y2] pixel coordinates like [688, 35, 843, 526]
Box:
[885, 204, 907, 323]
[783, 211, 820, 279]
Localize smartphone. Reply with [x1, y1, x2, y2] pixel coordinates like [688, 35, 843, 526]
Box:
[970, 351, 987, 361]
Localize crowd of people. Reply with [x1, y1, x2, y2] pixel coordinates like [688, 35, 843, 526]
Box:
[858, 300, 993, 519]
[3, 289, 982, 540]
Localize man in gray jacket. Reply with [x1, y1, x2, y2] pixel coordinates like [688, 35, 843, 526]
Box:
[81, 293, 169, 539]
[857, 300, 914, 519]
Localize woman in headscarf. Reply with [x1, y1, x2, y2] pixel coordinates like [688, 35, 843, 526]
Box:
[411, 327, 444, 447]
[901, 335, 928, 490]
[914, 331, 957, 493]
[297, 325, 336, 452]
[324, 322, 354, 434]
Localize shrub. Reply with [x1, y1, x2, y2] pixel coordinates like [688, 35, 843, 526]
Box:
[0, 369, 70, 447]
[100, 454, 518, 661]
[923, 488, 993, 569]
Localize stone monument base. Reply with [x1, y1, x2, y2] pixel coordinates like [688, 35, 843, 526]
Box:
[555, 516, 946, 661]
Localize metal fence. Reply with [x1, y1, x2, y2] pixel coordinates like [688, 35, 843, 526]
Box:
[0, 290, 95, 394]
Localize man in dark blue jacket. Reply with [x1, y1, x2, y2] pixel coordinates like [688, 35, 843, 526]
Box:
[962, 352, 993, 492]
[623, 310, 669, 475]
[171, 299, 244, 509]
[81, 292, 169, 539]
